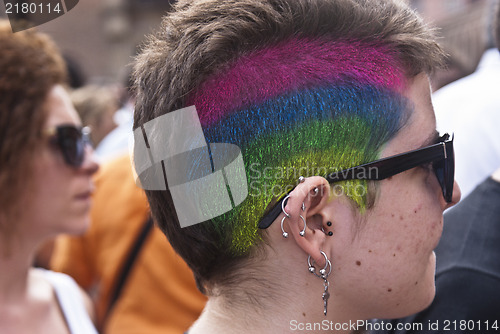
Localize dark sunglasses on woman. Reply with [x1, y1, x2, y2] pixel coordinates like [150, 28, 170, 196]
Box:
[258, 133, 455, 229]
[45, 124, 91, 167]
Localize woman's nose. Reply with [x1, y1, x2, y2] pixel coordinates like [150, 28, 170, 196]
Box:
[80, 145, 99, 175]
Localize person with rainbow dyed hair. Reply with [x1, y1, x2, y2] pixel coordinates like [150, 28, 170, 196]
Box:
[131, 0, 461, 332]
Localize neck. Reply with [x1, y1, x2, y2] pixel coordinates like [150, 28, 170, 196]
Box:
[0, 232, 38, 304]
[188, 254, 364, 334]
[189, 294, 362, 334]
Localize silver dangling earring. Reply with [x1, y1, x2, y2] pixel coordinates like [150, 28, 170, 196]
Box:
[307, 251, 332, 316]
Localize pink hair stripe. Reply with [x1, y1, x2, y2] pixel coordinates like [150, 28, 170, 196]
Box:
[189, 38, 404, 127]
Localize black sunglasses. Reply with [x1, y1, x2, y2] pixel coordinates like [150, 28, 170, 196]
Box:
[45, 125, 91, 167]
[258, 133, 454, 229]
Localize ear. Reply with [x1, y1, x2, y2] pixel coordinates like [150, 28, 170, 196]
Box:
[281, 176, 333, 267]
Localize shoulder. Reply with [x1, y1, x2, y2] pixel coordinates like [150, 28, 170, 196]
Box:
[35, 269, 97, 332]
[34, 269, 93, 314]
[433, 268, 500, 319]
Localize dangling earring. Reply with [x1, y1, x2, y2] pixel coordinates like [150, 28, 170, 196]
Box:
[307, 251, 332, 316]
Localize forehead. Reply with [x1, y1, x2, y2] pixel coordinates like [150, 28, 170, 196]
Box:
[44, 85, 81, 128]
[381, 73, 436, 157]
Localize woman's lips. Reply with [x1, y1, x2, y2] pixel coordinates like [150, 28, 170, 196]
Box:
[75, 189, 93, 200]
[75, 193, 90, 200]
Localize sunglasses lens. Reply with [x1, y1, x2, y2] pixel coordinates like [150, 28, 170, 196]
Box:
[432, 142, 455, 203]
[445, 143, 455, 202]
[432, 160, 446, 198]
[57, 126, 85, 167]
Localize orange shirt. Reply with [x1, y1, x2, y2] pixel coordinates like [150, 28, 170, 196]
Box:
[51, 155, 207, 334]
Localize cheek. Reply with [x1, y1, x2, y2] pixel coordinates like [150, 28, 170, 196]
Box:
[345, 186, 443, 286]
[31, 156, 73, 216]
[378, 174, 443, 251]
[379, 198, 443, 260]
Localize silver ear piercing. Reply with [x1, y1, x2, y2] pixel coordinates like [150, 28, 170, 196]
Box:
[280, 205, 307, 238]
[308, 251, 332, 316]
[280, 177, 308, 238]
[299, 214, 306, 237]
[281, 216, 289, 238]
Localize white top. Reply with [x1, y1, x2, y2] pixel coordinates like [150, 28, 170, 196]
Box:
[41, 269, 98, 334]
[433, 48, 500, 198]
[95, 102, 134, 164]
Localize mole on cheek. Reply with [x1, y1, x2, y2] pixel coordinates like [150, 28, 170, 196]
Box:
[387, 288, 392, 292]
[303, 312, 306, 317]
[356, 261, 361, 266]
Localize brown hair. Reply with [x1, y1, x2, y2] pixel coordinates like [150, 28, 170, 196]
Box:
[0, 21, 67, 232]
[133, 0, 445, 297]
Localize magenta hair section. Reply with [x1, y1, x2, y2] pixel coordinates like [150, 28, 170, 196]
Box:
[189, 38, 406, 127]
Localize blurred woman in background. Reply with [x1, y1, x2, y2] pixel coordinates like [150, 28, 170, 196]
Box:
[0, 21, 99, 333]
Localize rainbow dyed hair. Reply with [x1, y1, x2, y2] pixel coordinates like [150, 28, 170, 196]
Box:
[188, 38, 412, 254]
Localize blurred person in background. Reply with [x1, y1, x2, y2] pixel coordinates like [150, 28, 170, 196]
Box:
[70, 85, 119, 147]
[93, 74, 135, 163]
[432, 0, 500, 198]
[0, 20, 99, 333]
[50, 154, 207, 334]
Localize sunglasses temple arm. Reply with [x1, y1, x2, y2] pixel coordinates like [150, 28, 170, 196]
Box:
[258, 196, 288, 229]
[258, 141, 452, 228]
[326, 146, 446, 182]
